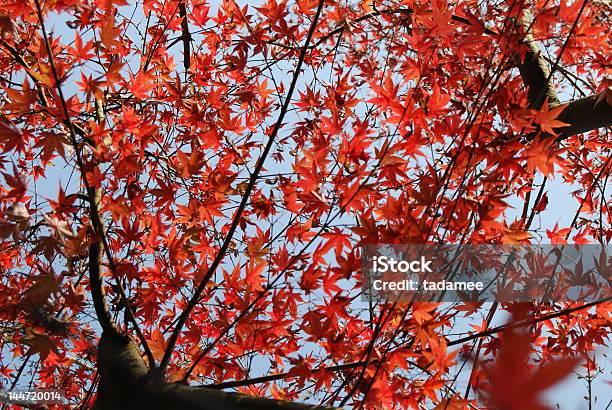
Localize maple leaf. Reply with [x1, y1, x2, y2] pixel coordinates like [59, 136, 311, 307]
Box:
[423, 336, 457, 372]
[105, 60, 125, 86]
[412, 302, 438, 324]
[368, 75, 401, 111]
[256, 79, 274, 103]
[2, 164, 27, 200]
[478, 311, 580, 410]
[23, 272, 60, 306]
[245, 261, 266, 291]
[99, 0, 129, 10]
[70, 34, 95, 62]
[117, 261, 139, 281]
[523, 137, 564, 176]
[174, 149, 206, 178]
[426, 82, 451, 115]
[532, 191, 548, 214]
[22, 330, 58, 360]
[85, 167, 105, 187]
[4, 80, 38, 114]
[359, 0, 375, 13]
[0, 119, 24, 152]
[255, 0, 289, 23]
[423, 0, 453, 37]
[76, 73, 105, 101]
[148, 328, 167, 361]
[34, 131, 69, 164]
[296, 0, 320, 14]
[534, 101, 569, 135]
[503, 230, 532, 244]
[100, 15, 121, 49]
[129, 72, 155, 100]
[433, 397, 473, 410]
[48, 186, 78, 216]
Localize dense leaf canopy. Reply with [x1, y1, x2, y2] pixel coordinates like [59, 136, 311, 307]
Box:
[0, 0, 610, 408]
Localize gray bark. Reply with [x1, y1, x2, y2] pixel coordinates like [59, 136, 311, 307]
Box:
[92, 332, 340, 410]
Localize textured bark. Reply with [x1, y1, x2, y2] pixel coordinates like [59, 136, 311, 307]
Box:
[556, 94, 612, 137]
[517, 10, 611, 137]
[518, 10, 559, 109]
[92, 332, 340, 410]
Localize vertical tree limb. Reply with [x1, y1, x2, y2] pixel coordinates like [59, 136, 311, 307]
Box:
[179, 2, 191, 71]
[517, 10, 559, 109]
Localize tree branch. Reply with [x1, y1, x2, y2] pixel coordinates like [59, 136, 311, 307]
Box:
[159, 0, 327, 373]
[93, 332, 339, 410]
[312, 8, 497, 49]
[516, 8, 610, 137]
[33, 1, 154, 364]
[0, 38, 92, 142]
[179, 1, 191, 71]
[200, 296, 611, 389]
[517, 10, 559, 108]
[556, 94, 612, 137]
[88, 190, 121, 337]
[33, 0, 121, 340]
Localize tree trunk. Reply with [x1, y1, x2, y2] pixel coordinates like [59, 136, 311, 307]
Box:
[92, 332, 340, 410]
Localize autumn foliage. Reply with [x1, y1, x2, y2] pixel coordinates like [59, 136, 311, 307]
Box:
[0, 0, 610, 408]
